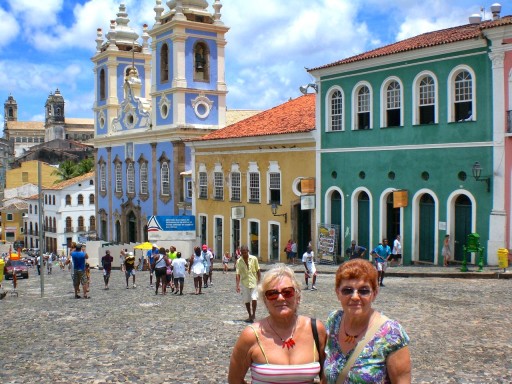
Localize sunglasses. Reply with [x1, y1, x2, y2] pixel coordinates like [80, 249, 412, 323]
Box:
[339, 287, 372, 297]
[264, 287, 296, 300]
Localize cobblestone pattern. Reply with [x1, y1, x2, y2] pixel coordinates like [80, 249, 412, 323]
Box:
[0, 264, 510, 383]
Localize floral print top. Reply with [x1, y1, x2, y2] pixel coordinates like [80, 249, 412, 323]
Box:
[324, 310, 409, 383]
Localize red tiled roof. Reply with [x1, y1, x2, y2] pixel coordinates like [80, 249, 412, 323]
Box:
[195, 94, 315, 141]
[310, 16, 512, 71]
[45, 171, 95, 190]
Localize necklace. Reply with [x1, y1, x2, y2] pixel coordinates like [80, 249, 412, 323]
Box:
[267, 316, 298, 350]
[342, 312, 375, 344]
[342, 324, 359, 344]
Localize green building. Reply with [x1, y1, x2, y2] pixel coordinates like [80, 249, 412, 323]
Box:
[309, 15, 512, 265]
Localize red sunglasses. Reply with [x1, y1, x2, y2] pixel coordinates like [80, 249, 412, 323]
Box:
[264, 287, 296, 300]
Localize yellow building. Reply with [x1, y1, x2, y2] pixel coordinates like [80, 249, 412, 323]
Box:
[1, 161, 60, 245]
[188, 94, 316, 262]
[5, 160, 58, 189]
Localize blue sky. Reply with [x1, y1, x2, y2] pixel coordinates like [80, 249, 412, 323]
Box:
[0, 0, 510, 123]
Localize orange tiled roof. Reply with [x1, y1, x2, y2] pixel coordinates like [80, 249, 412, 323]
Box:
[311, 16, 512, 71]
[195, 94, 315, 141]
[45, 171, 95, 190]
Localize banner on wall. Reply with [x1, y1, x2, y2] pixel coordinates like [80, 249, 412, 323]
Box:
[147, 215, 196, 241]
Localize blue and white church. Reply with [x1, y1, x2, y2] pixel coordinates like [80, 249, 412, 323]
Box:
[92, 1, 228, 244]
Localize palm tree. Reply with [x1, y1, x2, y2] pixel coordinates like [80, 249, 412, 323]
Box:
[76, 157, 94, 175]
[52, 160, 79, 182]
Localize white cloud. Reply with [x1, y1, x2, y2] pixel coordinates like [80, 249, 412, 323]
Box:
[0, 7, 20, 49]
[7, 0, 63, 28]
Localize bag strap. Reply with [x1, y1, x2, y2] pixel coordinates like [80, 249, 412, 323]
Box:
[336, 313, 389, 384]
[311, 318, 323, 379]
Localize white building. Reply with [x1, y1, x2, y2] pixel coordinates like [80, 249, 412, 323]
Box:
[24, 172, 95, 254]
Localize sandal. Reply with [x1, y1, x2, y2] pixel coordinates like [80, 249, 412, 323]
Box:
[75, 295, 81, 299]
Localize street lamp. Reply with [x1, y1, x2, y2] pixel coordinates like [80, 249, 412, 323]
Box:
[471, 162, 490, 192]
[271, 203, 287, 223]
[299, 83, 318, 94]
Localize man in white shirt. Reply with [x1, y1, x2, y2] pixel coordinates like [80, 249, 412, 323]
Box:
[171, 252, 187, 295]
[302, 245, 317, 291]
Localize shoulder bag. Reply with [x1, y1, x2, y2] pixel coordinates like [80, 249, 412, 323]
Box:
[311, 317, 324, 379]
[336, 313, 389, 384]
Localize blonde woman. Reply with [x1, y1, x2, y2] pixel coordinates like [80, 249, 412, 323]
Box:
[228, 264, 326, 383]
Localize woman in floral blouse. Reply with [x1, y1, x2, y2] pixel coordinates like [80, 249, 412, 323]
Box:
[323, 259, 411, 383]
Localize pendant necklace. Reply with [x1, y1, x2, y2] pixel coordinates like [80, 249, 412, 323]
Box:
[267, 316, 298, 350]
[343, 312, 374, 344]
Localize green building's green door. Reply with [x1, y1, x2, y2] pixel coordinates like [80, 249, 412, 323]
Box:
[358, 192, 370, 259]
[454, 195, 472, 262]
[419, 194, 435, 263]
[330, 191, 342, 256]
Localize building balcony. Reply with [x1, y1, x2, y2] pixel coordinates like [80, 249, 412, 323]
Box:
[77, 226, 87, 232]
[64, 226, 74, 233]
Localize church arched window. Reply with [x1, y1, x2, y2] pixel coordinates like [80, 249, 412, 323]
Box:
[160, 43, 169, 83]
[99, 68, 106, 100]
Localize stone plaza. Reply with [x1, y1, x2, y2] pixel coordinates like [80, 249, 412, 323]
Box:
[0, 263, 510, 383]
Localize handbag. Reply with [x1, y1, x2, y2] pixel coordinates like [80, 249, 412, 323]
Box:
[311, 318, 324, 379]
[336, 313, 389, 384]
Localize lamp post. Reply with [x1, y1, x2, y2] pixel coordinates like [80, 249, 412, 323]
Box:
[471, 161, 490, 192]
[271, 203, 287, 223]
[37, 161, 44, 297]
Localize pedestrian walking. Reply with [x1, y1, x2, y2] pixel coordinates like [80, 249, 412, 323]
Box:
[46, 253, 53, 275]
[153, 247, 170, 295]
[189, 246, 206, 295]
[442, 234, 451, 267]
[302, 245, 318, 290]
[285, 239, 292, 263]
[124, 251, 136, 289]
[202, 245, 213, 288]
[345, 240, 367, 260]
[290, 240, 298, 265]
[119, 249, 127, 273]
[222, 252, 230, 273]
[36, 254, 41, 276]
[147, 244, 159, 287]
[371, 239, 391, 287]
[172, 252, 186, 295]
[66, 243, 89, 299]
[390, 235, 402, 266]
[235, 244, 261, 322]
[101, 250, 113, 290]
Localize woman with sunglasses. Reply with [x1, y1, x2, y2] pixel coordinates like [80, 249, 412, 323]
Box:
[323, 259, 411, 383]
[228, 264, 326, 384]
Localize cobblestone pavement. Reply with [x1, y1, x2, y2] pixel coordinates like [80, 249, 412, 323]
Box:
[0, 263, 511, 383]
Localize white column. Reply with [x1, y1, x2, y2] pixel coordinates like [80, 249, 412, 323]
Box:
[487, 50, 507, 264]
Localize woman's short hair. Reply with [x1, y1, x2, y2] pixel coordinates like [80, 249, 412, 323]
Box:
[335, 259, 378, 292]
[258, 263, 301, 302]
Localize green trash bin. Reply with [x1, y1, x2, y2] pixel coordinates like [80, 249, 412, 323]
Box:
[497, 248, 509, 269]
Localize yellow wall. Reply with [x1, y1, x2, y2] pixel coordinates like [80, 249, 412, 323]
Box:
[1, 211, 25, 243]
[6, 160, 59, 189]
[194, 142, 316, 262]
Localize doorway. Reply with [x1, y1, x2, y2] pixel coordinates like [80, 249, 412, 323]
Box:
[269, 224, 280, 262]
[454, 194, 472, 262]
[128, 211, 137, 243]
[386, 194, 401, 245]
[330, 190, 342, 256]
[419, 194, 435, 263]
[232, 219, 241, 256]
[357, 192, 370, 252]
[215, 217, 223, 258]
